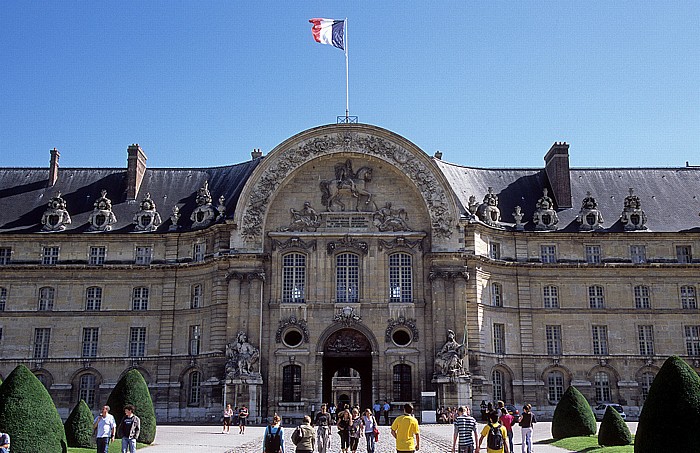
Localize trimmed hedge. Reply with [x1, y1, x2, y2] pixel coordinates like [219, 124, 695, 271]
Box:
[0, 364, 67, 453]
[64, 399, 95, 448]
[551, 385, 597, 439]
[635, 356, 700, 452]
[597, 405, 632, 446]
[106, 369, 156, 444]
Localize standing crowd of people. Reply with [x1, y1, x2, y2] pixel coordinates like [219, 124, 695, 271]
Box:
[452, 401, 537, 453]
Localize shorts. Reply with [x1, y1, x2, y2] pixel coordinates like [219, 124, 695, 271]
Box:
[223, 416, 231, 426]
[457, 445, 475, 453]
[239, 417, 247, 426]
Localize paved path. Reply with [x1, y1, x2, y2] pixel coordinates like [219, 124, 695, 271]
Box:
[143, 422, 637, 453]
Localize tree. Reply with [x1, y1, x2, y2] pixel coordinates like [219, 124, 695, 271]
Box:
[0, 364, 67, 453]
[106, 369, 156, 444]
[551, 385, 597, 439]
[635, 356, 700, 452]
[64, 399, 95, 448]
[597, 405, 632, 446]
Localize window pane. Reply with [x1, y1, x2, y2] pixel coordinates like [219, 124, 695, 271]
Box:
[681, 286, 697, 309]
[685, 326, 700, 356]
[89, 246, 106, 265]
[34, 328, 50, 359]
[42, 246, 59, 265]
[129, 327, 146, 357]
[132, 287, 149, 310]
[189, 325, 201, 355]
[491, 283, 502, 307]
[79, 374, 97, 408]
[493, 323, 505, 354]
[282, 253, 306, 303]
[585, 245, 601, 264]
[189, 371, 201, 405]
[543, 285, 559, 308]
[548, 372, 564, 402]
[492, 370, 504, 402]
[336, 253, 359, 303]
[38, 287, 55, 311]
[634, 286, 650, 309]
[389, 253, 412, 303]
[638, 325, 654, 356]
[594, 371, 611, 402]
[86, 287, 102, 311]
[393, 364, 412, 401]
[546, 325, 562, 355]
[589, 286, 605, 309]
[191, 284, 202, 309]
[282, 365, 302, 402]
[630, 245, 646, 264]
[592, 325, 608, 355]
[0, 287, 6, 311]
[82, 328, 99, 358]
[0, 247, 11, 265]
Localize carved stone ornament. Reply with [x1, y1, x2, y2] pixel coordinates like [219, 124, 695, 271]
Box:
[241, 131, 453, 240]
[280, 202, 321, 232]
[190, 181, 217, 229]
[434, 329, 467, 377]
[333, 306, 362, 327]
[325, 329, 371, 353]
[373, 202, 411, 231]
[132, 193, 162, 232]
[226, 270, 266, 282]
[87, 190, 118, 232]
[385, 316, 419, 342]
[513, 206, 525, 231]
[271, 237, 317, 251]
[169, 205, 181, 231]
[620, 188, 647, 231]
[428, 266, 469, 281]
[275, 316, 310, 343]
[327, 234, 368, 255]
[225, 331, 260, 379]
[533, 188, 559, 231]
[378, 236, 422, 251]
[576, 191, 604, 231]
[320, 159, 375, 212]
[41, 192, 72, 232]
[467, 195, 479, 216]
[476, 187, 502, 228]
[217, 195, 227, 221]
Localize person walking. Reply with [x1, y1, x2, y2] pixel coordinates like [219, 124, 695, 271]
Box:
[314, 403, 332, 453]
[117, 404, 141, 453]
[92, 405, 116, 453]
[499, 408, 515, 453]
[263, 414, 284, 453]
[348, 408, 363, 453]
[291, 415, 315, 453]
[517, 404, 536, 453]
[361, 408, 378, 453]
[478, 411, 509, 453]
[0, 431, 10, 453]
[336, 406, 352, 453]
[238, 405, 249, 434]
[452, 406, 477, 453]
[223, 403, 234, 433]
[390, 403, 420, 453]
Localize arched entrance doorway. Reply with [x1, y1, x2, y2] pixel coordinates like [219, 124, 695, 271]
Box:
[323, 328, 373, 410]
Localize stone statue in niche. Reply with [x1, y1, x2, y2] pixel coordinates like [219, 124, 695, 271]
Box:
[87, 190, 118, 232]
[373, 202, 410, 231]
[434, 329, 467, 377]
[225, 331, 260, 378]
[217, 196, 227, 221]
[133, 193, 162, 232]
[281, 201, 321, 232]
[533, 188, 559, 231]
[41, 192, 72, 232]
[190, 181, 218, 229]
[576, 191, 604, 231]
[319, 159, 374, 211]
[477, 187, 501, 227]
[169, 205, 181, 231]
[620, 188, 647, 231]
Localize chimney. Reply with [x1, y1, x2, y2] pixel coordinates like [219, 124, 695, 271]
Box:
[251, 148, 263, 159]
[48, 148, 60, 187]
[544, 142, 572, 209]
[126, 144, 147, 200]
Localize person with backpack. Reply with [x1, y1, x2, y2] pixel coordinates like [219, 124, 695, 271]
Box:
[451, 406, 477, 453]
[291, 415, 315, 453]
[262, 414, 284, 453]
[517, 404, 536, 453]
[478, 411, 509, 453]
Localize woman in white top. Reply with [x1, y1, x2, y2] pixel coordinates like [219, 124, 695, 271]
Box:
[361, 408, 378, 453]
[222, 403, 234, 433]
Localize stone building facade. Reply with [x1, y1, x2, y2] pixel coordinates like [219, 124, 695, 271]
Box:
[0, 124, 698, 422]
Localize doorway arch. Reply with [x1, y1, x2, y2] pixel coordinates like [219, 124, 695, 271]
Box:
[322, 328, 373, 410]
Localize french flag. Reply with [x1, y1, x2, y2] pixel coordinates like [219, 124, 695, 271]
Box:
[309, 18, 345, 50]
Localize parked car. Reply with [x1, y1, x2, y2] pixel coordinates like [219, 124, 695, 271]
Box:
[593, 403, 626, 421]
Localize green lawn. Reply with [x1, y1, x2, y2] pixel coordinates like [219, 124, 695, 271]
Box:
[538, 435, 634, 453]
[67, 441, 148, 452]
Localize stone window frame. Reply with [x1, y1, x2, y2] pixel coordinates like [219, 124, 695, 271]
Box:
[0, 286, 7, 311]
[38, 286, 55, 311]
[132, 286, 149, 311]
[134, 245, 153, 265]
[388, 252, 413, 303]
[547, 370, 565, 403]
[189, 325, 201, 356]
[489, 241, 501, 260]
[539, 244, 557, 264]
[588, 285, 605, 309]
[192, 241, 206, 262]
[584, 244, 601, 264]
[281, 252, 307, 304]
[545, 325, 562, 356]
[591, 325, 609, 355]
[593, 370, 612, 403]
[82, 327, 99, 358]
[335, 252, 361, 304]
[85, 286, 102, 311]
[637, 324, 654, 356]
[392, 363, 412, 402]
[680, 285, 697, 309]
[89, 246, 106, 265]
[0, 247, 11, 265]
[78, 373, 98, 409]
[491, 369, 505, 402]
[685, 325, 700, 356]
[33, 327, 51, 359]
[490, 282, 503, 307]
[630, 244, 647, 264]
[188, 369, 202, 406]
[42, 245, 60, 265]
[190, 283, 203, 309]
[282, 364, 302, 402]
[639, 371, 655, 403]
[493, 323, 506, 355]
[129, 326, 147, 357]
[675, 244, 693, 264]
[543, 285, 559, 308]
[633, 285, 651, 309]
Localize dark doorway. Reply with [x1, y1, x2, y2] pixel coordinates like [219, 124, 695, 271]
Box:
[322, 328, 373, 410]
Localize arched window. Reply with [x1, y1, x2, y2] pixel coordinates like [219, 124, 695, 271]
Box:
[492, 370, 504, 402]
[594, 371, 611, 402]
[543, 285, 559, 308]
[491, 283, 503, 307]
[132, 287, 149, 310]
[85, 286, 102, 311]
[336, 253, 359, 303]
[38, 286, 55, 311]
[547, 371, 565, 403]
[282, 253, 306, 303]
[393, 364, 412, 401]
[282, 365, 302, 402]
[0, 286, 6, 311]
[188, 371, 202, 406]
[640, 372, 655, 402]
[389, 253, 412, 303]
[79, 373, 97, 408]
[634, 285, 650, 309]
[588, 285, 605, 309]
[191, 284, 203, 309]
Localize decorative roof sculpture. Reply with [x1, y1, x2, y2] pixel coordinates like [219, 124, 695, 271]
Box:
[190, 181, 217, 229]
[87, 190, 118, 232]
[133, 193, 162, 232]
[533, 188, 559, 231]
[576, 191, 604, 231]
[620, 187, 648, 231]
[41, 192, 71, 232]
[477, 187, 502, 228]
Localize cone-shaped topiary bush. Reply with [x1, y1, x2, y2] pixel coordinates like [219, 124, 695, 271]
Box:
[597, 405, 631, 446]
[106, 369, 156, 444]
[551, 385, 597, 439]
[0, 364, 67, 453]
[635, 356, 700, 452]
[64, 399, 95, 448]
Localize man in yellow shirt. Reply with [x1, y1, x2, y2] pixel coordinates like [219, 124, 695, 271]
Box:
[478, 412, 509, 453]
[391, 403, 420, 452]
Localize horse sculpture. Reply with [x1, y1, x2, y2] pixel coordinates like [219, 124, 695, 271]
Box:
[319, 165, 374, 212]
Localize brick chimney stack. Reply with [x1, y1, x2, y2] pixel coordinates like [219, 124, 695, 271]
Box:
[48, 148, 60, 187]
[126, 144, 147, 200]
[544, 142, 572, 209]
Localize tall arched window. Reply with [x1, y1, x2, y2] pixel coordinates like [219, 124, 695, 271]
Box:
[389, 253, 412, 303]
[594, 371, 611, 402]
[640, 372, 654, 402]
[282, 365, 302, 402]
[336, 253, 359, 303]
[79, 373, 97, 408]
[188, 371, 202, 406]
[547, 371, 565, 403]
[393, 364, 412, 401]
[38, 286, 55, 311]
[85, 286, 102, 311]
[492, 369, 504, 402]
[282, 253, 306, 303]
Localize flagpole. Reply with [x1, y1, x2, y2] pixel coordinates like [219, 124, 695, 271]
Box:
[345, 18, 349, 122]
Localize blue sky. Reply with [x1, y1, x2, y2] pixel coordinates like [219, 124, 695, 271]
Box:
[1, 1, 698, 169]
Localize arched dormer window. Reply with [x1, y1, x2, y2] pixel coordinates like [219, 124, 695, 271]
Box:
[389, 253, 412, 303]
[282, 253, 306, 303]
[336, 253, 359, 303]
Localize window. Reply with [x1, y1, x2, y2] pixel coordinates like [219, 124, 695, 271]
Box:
[191, 284, 203, 309]
[282, 253, 306, 303]
[193, 242, 206, 262]
[282, 365, 302, 402]
[640, 372, 654, 402]
[592, 325, 609, 355]
[546, 325, 562, 355]
[633, 285, 651, 309]
[594, 371, 611, 402]
[540, 245, 557, 263]
[89, 246, 106, 265]
[132, 287, 149, 310]
[34, 328, 51, 359]
[638, 325, 654, 356]
[489, 242, 501, 260]
[129, 327, 146, 357]
[79, 374, 97, 408]
[585, 245, 601, 264]
[493, 323, 505, 354]
[189, 325, 201, 356]
[389, 253, 413, 303]
[82, 328, 99, 358]
[547, 371, 565, 403]
[336, 253, 359, 303]
[188, 371, 202, 406]
[685, 326, 700, 356]
[543, 285, 559, 308]
[85, 287, 102, 311]
[676, 245, 692, 264]
[681, 286, 697, 309]
[491, 283, 503, 307]
[38, 287, 55, 311]
[393, 364, 412, 401]
[492, 370, 504, 402]
[0, 247, 10, 265]
[0, 287, 6, 311]
[588, 285, 605, 309]
[42, 246, 59, 265]
[630, 245, 646, 264]
[135, 246, 152, 265]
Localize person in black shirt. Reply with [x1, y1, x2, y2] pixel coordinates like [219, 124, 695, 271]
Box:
[314, 403, 332, 453]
